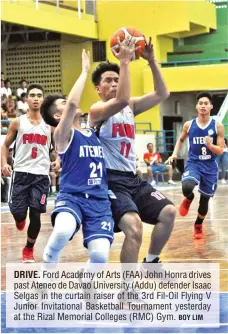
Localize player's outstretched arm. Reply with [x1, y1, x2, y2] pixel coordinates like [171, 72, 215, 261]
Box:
[1, 119, 20, 176]
[89, 38, 138, 127]
[205, 122, 224, 155]
[130, 37, 169, 116]
[54, 49, 90, 151]
[166, 121, 190, 164]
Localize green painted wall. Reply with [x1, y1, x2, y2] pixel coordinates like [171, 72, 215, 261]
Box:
[168, 5, 228, 62]
[223, 112, 228, 139]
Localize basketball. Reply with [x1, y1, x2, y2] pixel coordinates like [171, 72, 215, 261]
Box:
[110, 27, 146, 60]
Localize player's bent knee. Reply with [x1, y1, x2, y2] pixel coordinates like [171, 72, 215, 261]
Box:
[119, 213, 143, 243]
[182, 180, 196, 197]
[13, 212, 27, 223]
[158, 204, 176, 224]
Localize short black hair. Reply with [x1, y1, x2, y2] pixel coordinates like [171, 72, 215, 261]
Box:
[40, 94, 63, 127]
[21, 93, 26, 98]
[147, 142, 153, 148]
[20, 79, 27, 84]
[196, 92, 213, 104]
[92, 61, 120, 86]
[4, 78, 10, 84]
[27, 83, 44, 96]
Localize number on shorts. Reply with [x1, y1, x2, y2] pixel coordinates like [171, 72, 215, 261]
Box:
[120, 141, 131, 158]
[31, 147, 38, 159]
[151, 190, 165, 200]
[101, 221, 112, 231]
[89, 162, 103, 178]
[201, 147, 207, 155]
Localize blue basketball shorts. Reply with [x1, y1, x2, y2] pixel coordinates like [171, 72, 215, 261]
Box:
[51, 193, 114, 247]
[182, 160, 218, 197]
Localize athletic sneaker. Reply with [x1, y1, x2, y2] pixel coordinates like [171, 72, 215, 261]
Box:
[151, 180, 156, 186]
[221, 179, 227, 184]
[22, 247, 35, 263]
[141, 257, 176, 282]
[168, 180, 176, 185]
[16, 219, 26, 231]
[179, 198, 192, 216]
[194, 224, 204, 240]
[141, 257, 163, 276]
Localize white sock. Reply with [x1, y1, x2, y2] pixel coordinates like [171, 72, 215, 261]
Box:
[51, 186, 56, 193]
[146, 253, 159, 262]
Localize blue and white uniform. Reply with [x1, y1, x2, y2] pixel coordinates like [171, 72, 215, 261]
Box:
[51, 128, 114, 247]
[182, 117, 218, 197]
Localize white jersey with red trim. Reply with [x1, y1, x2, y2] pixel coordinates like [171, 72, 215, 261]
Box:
[13, 115, 51, 175]
[98, 106, 136, 173]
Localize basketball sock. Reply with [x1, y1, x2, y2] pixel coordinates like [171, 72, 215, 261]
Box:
[195, 215, 205, 225]
[146, 253, 159, 262]
[26, 241, 35, 248]
[51, 186, 56, 193]
[187, 193, 194, 201]
[43, 212, 77, 263]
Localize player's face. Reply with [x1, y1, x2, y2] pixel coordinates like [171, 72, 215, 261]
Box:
[27, 88, 44, 112]
[147, 144, 153, 153]
[96, 71, 119, 101]
[196, 97, 213, 116]
[54, 99, 81, 122]
[55, 98, 67, 115]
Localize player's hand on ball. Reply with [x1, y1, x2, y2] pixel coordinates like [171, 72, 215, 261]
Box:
[82, 49, 90, 73]
[204, 136, 212, 147]
[112, 36, 141, 63]
[165, 154, 177, 165]
[2, 163, 12, 177]
[141, 37, 155, 62]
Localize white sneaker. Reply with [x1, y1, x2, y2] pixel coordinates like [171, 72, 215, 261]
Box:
[221, 179, 227, 184]
[151, 180, 156, 186]
[168, 180, 176, 185]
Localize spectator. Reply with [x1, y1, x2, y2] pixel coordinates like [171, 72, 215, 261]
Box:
[1, 94, 9, 132]
[3, 79, 12, 97]
[6, 97, 16, 118]
[217, 138, 228, 184]
[16, 93, 29, 116]
[144, 142, 176, 185]
[1, 72, 4, 81]
[16, 79, 28, 99]
[1, 79, 5, 96]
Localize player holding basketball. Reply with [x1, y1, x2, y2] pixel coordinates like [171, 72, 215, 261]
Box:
[167, 92, 224, 239]
[1, 83, 60, 262]
[89, 36, 176, 272]
[40, 50, 114, 274]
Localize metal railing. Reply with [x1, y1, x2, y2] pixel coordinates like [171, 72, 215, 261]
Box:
[160, 57, 228, 67]
[9, 0, 97, 20]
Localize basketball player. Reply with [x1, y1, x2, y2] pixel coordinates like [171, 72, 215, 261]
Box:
[166, 92, 224, 239]
[1, 83, 60, 262]
[90, 36, 176, 271]
[40, 50, 114, 273]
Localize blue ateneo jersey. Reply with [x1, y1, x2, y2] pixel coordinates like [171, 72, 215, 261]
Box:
[58, 128, 108, 199]
[187, 117, 217, 163]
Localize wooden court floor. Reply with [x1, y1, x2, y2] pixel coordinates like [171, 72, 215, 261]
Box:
[1, 184, 228, 291]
